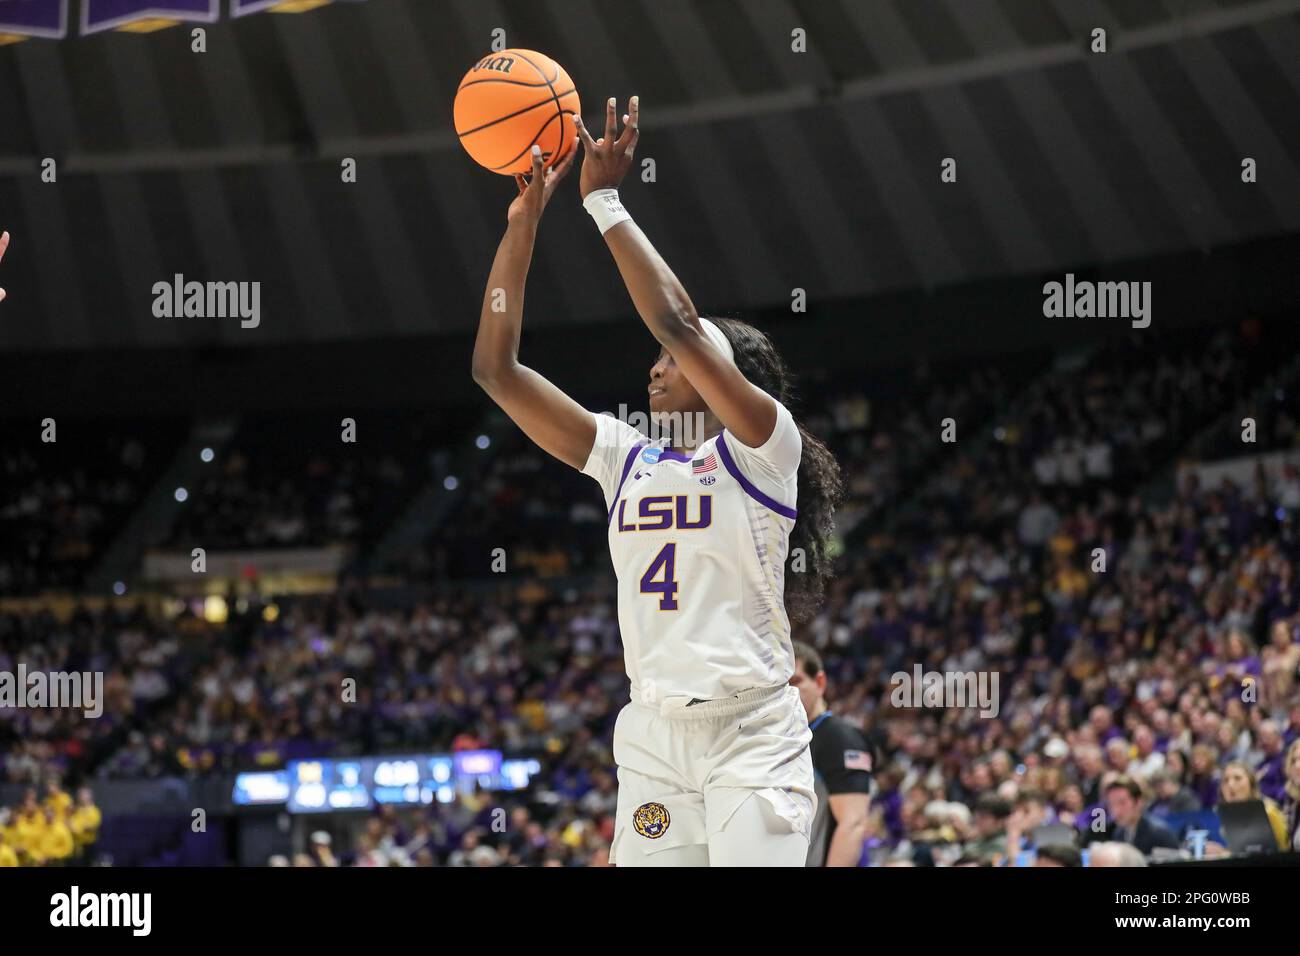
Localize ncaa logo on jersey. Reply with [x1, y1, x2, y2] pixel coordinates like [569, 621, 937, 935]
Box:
[632, 801, 670, 839]
[641, 446, 663, 465]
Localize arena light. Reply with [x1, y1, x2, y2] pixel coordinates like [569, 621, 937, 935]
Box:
[173, 487, 189, 502]
[203, 595, 228, 624]
[200, 447, 214, 462]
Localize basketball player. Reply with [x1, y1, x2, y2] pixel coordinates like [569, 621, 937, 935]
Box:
[471, 97, 841, 866]
[790, 642, 875, 866]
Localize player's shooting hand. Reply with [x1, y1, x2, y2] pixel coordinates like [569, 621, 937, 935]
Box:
[575, 95, 639, 198]
[508, 140, 577, 227]
[0, 230, 9, 303]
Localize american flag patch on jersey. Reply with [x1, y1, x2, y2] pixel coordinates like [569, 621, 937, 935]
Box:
[692, 453, 718, 475]
[844, 750, 873, 772]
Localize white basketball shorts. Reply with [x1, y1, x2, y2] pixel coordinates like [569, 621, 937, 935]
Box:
[609, 683, 816, 867]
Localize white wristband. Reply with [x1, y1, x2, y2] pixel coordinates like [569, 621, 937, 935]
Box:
[583, 188, 632, 235]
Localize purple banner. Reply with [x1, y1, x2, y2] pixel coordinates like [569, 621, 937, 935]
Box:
[231, 0, 365, 18]
[82, 0, 218, 34]
[231, 0, 305, 16]
[0, 0, 68, 38]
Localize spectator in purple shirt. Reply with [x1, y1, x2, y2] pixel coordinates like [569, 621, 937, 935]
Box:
[1187, 745, 1221, 809]
[1089, 705, 1124, 746]
[1252, 721, 1289, 803]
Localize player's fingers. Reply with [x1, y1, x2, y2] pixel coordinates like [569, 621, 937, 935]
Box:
[616, 96, 642, 151]
[514, 173, 528, 196]
[603, 96, 617, 144]
[0, 288, 6, 303]
[529, 145, 544, 184]
[573, 114, 599, 154]
[550, 139, 578, 181]
[0, 230, 9, 265]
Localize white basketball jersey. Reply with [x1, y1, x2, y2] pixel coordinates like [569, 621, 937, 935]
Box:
[581, 402, 801, 702]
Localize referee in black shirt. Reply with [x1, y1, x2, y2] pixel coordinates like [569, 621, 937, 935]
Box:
[790, 642, 874, 866]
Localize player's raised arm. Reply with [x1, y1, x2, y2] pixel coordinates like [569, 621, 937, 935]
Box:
[575, 99, 777, 450]
[0, 230, 10, 303]
[471, 142, 596, 471]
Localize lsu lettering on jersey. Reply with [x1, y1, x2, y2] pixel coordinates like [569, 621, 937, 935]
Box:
[582, 402, 801, 702]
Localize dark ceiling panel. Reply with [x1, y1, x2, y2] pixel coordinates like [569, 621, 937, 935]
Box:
[0, 0, 1293, 353]
[228, 12, 310, 148]
[996, 0, 1074, 45]
[1214, 24, 1300, 167]
[1043, 59, 1190, 254]
[692, 0, 788, 96]
[1134, 43, 1282, 238]
[789, 0, 883, 82]
[56, 34, 128, 153]
[963, 75, 1095, 267]
[892, 0, 978, 64]
[146, 22, 220, 151]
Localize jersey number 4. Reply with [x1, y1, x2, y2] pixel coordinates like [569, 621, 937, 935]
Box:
[639, 543, 679, 610]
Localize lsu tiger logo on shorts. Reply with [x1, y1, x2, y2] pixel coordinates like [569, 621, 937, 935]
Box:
[632, 801, 670, 839]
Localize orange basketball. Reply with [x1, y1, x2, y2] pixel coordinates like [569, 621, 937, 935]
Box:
[454, 49, 581, 176]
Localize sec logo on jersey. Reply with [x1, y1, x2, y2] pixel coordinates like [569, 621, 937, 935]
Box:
[632, 801, 671, 838]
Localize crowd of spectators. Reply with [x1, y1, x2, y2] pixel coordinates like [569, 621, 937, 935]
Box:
[0, 782, 102, 866]
[272, 796, 615, 868]
[2, 321, 1300, 865]
[0, 420, 185, 594]
[163, 412, 460, 553]
[403, 356, 1039, 583]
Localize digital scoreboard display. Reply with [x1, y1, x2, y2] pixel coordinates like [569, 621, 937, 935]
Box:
[232, 770, 290, 806]
[283, 751, 539, 814]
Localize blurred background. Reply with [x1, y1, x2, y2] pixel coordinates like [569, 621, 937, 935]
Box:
[1, 0, 1299, 867]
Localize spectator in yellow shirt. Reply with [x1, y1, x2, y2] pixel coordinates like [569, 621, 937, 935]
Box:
[0, 808, 20, 857]
[0, 812, 18, 867]
[40, 807, 75, 866]
[70, 788, 103, 853]
[1219, 761, 1290, 851]
[44, 780, 73, 819]
[14, 792, 45, 865]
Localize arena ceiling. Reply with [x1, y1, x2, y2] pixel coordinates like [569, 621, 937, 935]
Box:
[0, 0, 1297, 351]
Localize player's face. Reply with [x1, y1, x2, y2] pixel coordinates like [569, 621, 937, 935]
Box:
[648, 347, 706, 416]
